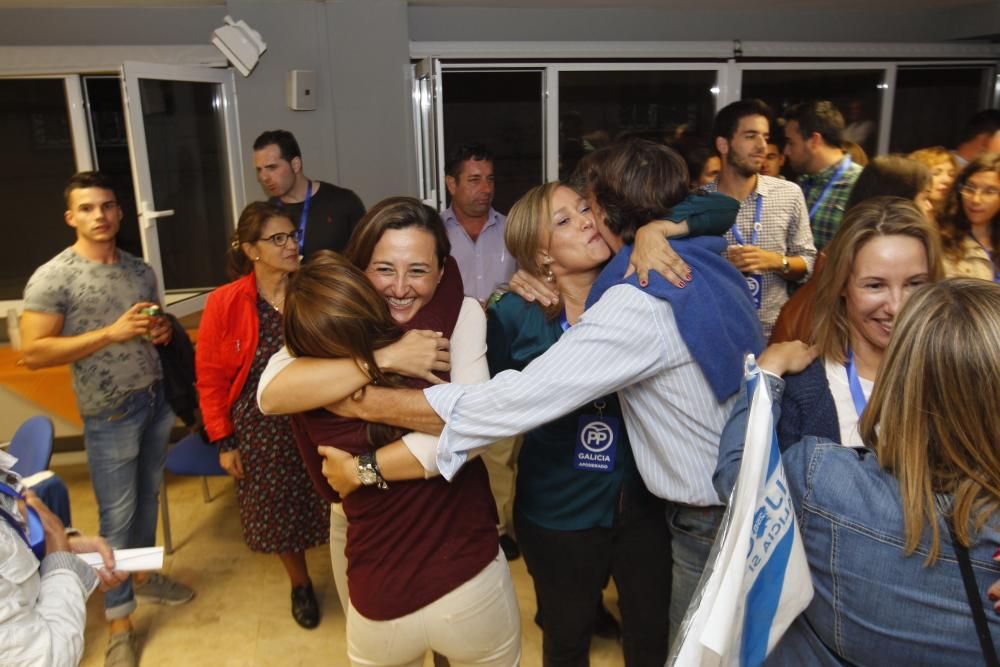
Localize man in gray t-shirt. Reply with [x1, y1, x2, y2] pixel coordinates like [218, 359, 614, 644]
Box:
[20, 171, 193, 667]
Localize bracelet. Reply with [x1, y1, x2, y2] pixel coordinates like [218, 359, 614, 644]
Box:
[354, 357, 377, 385]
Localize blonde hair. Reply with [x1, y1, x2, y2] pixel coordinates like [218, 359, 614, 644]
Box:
[859, 278, 1000, 564]
[810, 197, 944, 363]
[909, 146, 959, 218]
[504, 181, 564, 319]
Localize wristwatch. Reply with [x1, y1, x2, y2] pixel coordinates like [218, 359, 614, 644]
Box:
[355, 451, 388, 490]
[781, 255, 791, 276]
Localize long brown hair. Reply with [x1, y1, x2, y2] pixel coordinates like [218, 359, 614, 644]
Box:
[860, 278, 1000, 564]
[283, 251, 405, 444]
[940, 153, 1000, 274]
[344, 196, 450, 270]
[810, 197, 944, 363]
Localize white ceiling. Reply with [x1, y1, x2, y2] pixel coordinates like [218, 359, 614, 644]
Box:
[0, 0, 988, 8]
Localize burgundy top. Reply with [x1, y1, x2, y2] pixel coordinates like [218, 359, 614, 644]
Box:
[291, 256, 499, 620]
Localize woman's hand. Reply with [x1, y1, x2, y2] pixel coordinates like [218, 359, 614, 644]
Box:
[509, 269, 559, 307]
[318, 446, 360, 498]
[757, 341, 818, 377]
[374, 329, 449, 384]
[219, 450, 245, 479]
[629, 220, 692, 288]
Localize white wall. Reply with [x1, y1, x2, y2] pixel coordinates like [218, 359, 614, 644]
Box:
[407, 5, 1000, 43]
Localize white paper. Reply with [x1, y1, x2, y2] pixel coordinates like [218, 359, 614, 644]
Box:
[76, 546, 164, 572]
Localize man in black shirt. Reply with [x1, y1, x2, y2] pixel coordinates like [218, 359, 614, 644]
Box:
[253, 130, 365, 259]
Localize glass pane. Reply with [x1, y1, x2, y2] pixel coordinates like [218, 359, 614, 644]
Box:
[0, 79, 78, 300]
[559, 70, 718, 181]
[138, 78, 232, 291]
[442, 71, 543, 214]
[890, 67, 991, 154]
[742, 69, 884, 163]
[83, 76, 142, 260]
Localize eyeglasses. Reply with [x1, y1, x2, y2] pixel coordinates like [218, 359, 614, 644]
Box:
[959, 184, 1000, 199]
[259, 231, 300, 247]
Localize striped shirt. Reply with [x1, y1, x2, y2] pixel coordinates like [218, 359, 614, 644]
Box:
[798, 155, 862, 250]
[704, 175, 817, 337]
[427, 283, 734, 507]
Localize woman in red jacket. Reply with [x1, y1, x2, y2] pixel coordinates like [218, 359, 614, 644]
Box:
[195, 202, 331, 628]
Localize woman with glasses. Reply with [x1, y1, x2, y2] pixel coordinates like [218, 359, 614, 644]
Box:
[194, 202, 333, 628]
[940, 154, 1000, 282]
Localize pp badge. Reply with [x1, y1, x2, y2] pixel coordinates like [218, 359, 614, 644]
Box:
[574, 412, 619, 473]
[746, 274, 762, 310]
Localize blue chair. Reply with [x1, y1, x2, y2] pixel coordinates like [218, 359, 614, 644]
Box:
[7, 415, 70, 525]
[8, 415, 54, 477]
[160, 431, 228, 554]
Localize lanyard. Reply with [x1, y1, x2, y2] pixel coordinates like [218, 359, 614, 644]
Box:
[843, 347, 869, 418]
[731, 194, 763, 246]
[972, 237, 1000, 283]
[558, 310, 571, 332]
[808, 155, 852, 219]
[278, 180, 313, 243]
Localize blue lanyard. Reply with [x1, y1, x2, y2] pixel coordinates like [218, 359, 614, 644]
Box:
[278, 180, 313, 243]
[972, 237, 1000, 283]
[808, 155, 852, 219]
[843, 347, 869, 418]
[558, 310, 571, 332]
[731, 194, 763, 246]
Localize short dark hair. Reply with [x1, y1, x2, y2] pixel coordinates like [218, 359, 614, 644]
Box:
[64, 171, 117, 208]
[573, 139, 689, 245]
[785, 100, 846, 148]
[444, 143, 493, 180]
[712, 99, 772, 142]
[845, 155, 930, 211]
[958, 109, 1000, 145]
[253, 129, 302, 163]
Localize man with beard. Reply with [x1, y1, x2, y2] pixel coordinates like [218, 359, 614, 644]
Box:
[783, 101, 863, 250]
[253, 129, 365, 260]
[703, 99, 816, 337]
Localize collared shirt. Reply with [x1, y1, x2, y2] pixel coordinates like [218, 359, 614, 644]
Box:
[704, 175, 817, 337]
[797, 156, 863, 250]
[427, 283, 735, 507]
[442, 206, 517, 303]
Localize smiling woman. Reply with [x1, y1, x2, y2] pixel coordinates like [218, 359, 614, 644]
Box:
[773, 196, 944, 450]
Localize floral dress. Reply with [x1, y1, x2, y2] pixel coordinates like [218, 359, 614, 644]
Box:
[227, 297, 330, 553]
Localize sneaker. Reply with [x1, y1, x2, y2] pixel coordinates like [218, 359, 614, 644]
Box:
[291, 582, 320, 629]
[499, 534, 521, 561]
[134, 573, 195, 606]
[105, 631, 137, 667]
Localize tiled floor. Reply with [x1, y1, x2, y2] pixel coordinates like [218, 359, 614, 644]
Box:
[56, 463, 628, 667]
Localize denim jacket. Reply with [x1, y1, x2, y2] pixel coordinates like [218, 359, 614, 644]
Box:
[714, 374, 1000, 665]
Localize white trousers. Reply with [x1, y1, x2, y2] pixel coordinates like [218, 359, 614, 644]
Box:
[346, 548, 521, 667]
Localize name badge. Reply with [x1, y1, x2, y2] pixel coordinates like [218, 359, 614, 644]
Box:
[746, 274, 762, 310]
[573, 414, 619, 473]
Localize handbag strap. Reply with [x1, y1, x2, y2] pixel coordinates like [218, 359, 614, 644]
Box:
[947, 520, 1000, 666]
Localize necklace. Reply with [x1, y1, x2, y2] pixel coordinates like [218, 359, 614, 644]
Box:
[258, 286, 285, 312]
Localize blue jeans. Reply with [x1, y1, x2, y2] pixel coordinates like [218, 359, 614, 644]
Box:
[665, 502, 725, 644]
[83, 381, 175, 620]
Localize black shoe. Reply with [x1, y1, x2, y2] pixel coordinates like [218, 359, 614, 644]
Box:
[291, 582, 320, 629]
[593, 603, 621, 641]
[499, 534, 521, 561]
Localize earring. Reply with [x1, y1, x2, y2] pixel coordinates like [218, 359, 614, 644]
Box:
[254, 256, 261, 261]
[544, 265, 555, 284]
